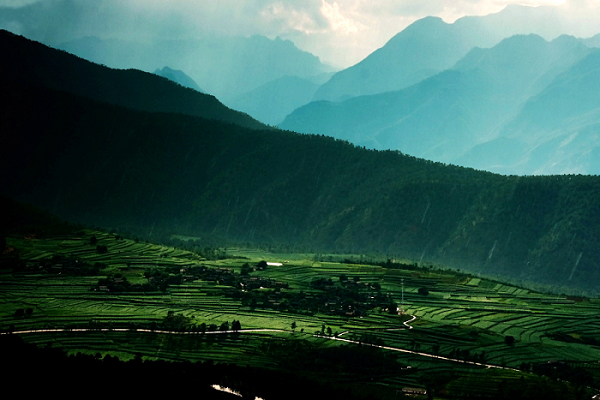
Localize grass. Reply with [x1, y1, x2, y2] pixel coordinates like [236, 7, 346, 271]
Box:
[2, 229, 600, 397]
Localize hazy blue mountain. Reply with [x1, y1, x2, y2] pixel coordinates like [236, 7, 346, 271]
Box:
[311, 4, 590, 103]
[154, 66, 204, 93]
[0, 30, 266, 130]
[281, 35, 593, 173]
[228, 76, 321, 125]
[311, 16, 482, 102]
[452, 34, 590, 103]
[58, 34, 335, 103]
[582, 33, 600, 48]
[3, 75, 600, 294]
[451, 4, 571, 44]
[3, 32, 600, 293]
[461, 48, 600, 175]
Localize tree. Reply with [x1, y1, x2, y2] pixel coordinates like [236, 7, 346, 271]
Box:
[291, 321, 297, 331]
[231, 320, 241, 331]
[388, 299, 398, 315]
[256, 260, 267, 270]
[418, 287, 429, 296]
[504, 335, 515, 346]
[240, 263, 250, 276]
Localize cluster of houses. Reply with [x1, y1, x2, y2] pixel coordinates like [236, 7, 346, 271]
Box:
[91, 260, 392, 318]
[235, 275, 390, 317]
[176, 265, 289, 291]
[24, 255, 102, 276]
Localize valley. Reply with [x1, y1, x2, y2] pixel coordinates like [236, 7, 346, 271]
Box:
[2, 5, 600, 398]
[2, 229, 599, 398]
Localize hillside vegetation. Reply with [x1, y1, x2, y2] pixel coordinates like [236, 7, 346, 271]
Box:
[1, 31, 600, 294]
[0, 30, 266, 130]
[2, 220, 599, 399]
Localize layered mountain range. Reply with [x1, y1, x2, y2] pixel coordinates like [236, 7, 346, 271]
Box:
[281, 32, 600, 175]
[311, 5, 588, 103]
[154, 66, 204, 93]
[2, 30, 600, 294]
[0, 30, 265, 130]
[280, 35, 600, 175]
[57, 34, 335, 104]
[49, 4, 600, 170]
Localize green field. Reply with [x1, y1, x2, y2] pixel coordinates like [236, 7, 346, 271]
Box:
[2, 230, 599, 399]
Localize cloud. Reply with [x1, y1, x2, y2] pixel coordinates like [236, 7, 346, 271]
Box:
[1, 0, 599, 67]
[258, 1, 330, 35]
[320, 1, 366, 34]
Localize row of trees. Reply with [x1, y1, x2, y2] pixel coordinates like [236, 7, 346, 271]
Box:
[81, 312, 243, 334]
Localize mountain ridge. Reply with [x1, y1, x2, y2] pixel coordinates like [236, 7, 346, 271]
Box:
[311, 4, 600, 104]
[57, 34, 336, 103]
[2, 30, 600, 294]
[312, 16, 478, 102]
[280, 34, 597, 175]
[154, 66, 204, 93]
[0, 30, 268, 131]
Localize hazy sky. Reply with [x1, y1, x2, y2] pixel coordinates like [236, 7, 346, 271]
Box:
[2, 0, 600, 67]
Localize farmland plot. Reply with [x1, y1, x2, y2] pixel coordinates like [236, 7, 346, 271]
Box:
[2, 230, 600, 397]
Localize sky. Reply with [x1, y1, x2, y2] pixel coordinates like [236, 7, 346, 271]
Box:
[1, 0, 600, 67]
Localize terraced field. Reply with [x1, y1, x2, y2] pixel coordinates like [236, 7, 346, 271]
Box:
[2, 230, 599, 398]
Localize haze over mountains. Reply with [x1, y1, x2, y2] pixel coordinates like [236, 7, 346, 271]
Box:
[275, 5, 600, 175]
[2, 30, 600, 295]
[58, 34, 335, 104]
[1, 30, 266, 131]
[19, 4, 594, 174]
[154, 66, 204, 93]
[281, 33, 600, 175]
[311, 4, 592, 103]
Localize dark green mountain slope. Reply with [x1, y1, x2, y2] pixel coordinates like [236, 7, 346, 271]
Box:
[2, 76, 600, 294]
[0, 196, 74, 239]
[0, 30, 266, 130]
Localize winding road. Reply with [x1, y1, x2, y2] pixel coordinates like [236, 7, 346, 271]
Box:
[1, 316, 518, 371]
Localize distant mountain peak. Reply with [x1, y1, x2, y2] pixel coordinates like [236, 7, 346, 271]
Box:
[0, 30, 268, 130]
[153, 66, 204, 93]
[282, 31, 596, 175]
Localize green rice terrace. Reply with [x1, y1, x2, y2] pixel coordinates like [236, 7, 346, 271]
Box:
[2, 230, 600, 399]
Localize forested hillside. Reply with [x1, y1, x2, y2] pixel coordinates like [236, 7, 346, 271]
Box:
[0, 30, 266, 130]
[2, 31, 600, 294]
[2, 72, 600, 294]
